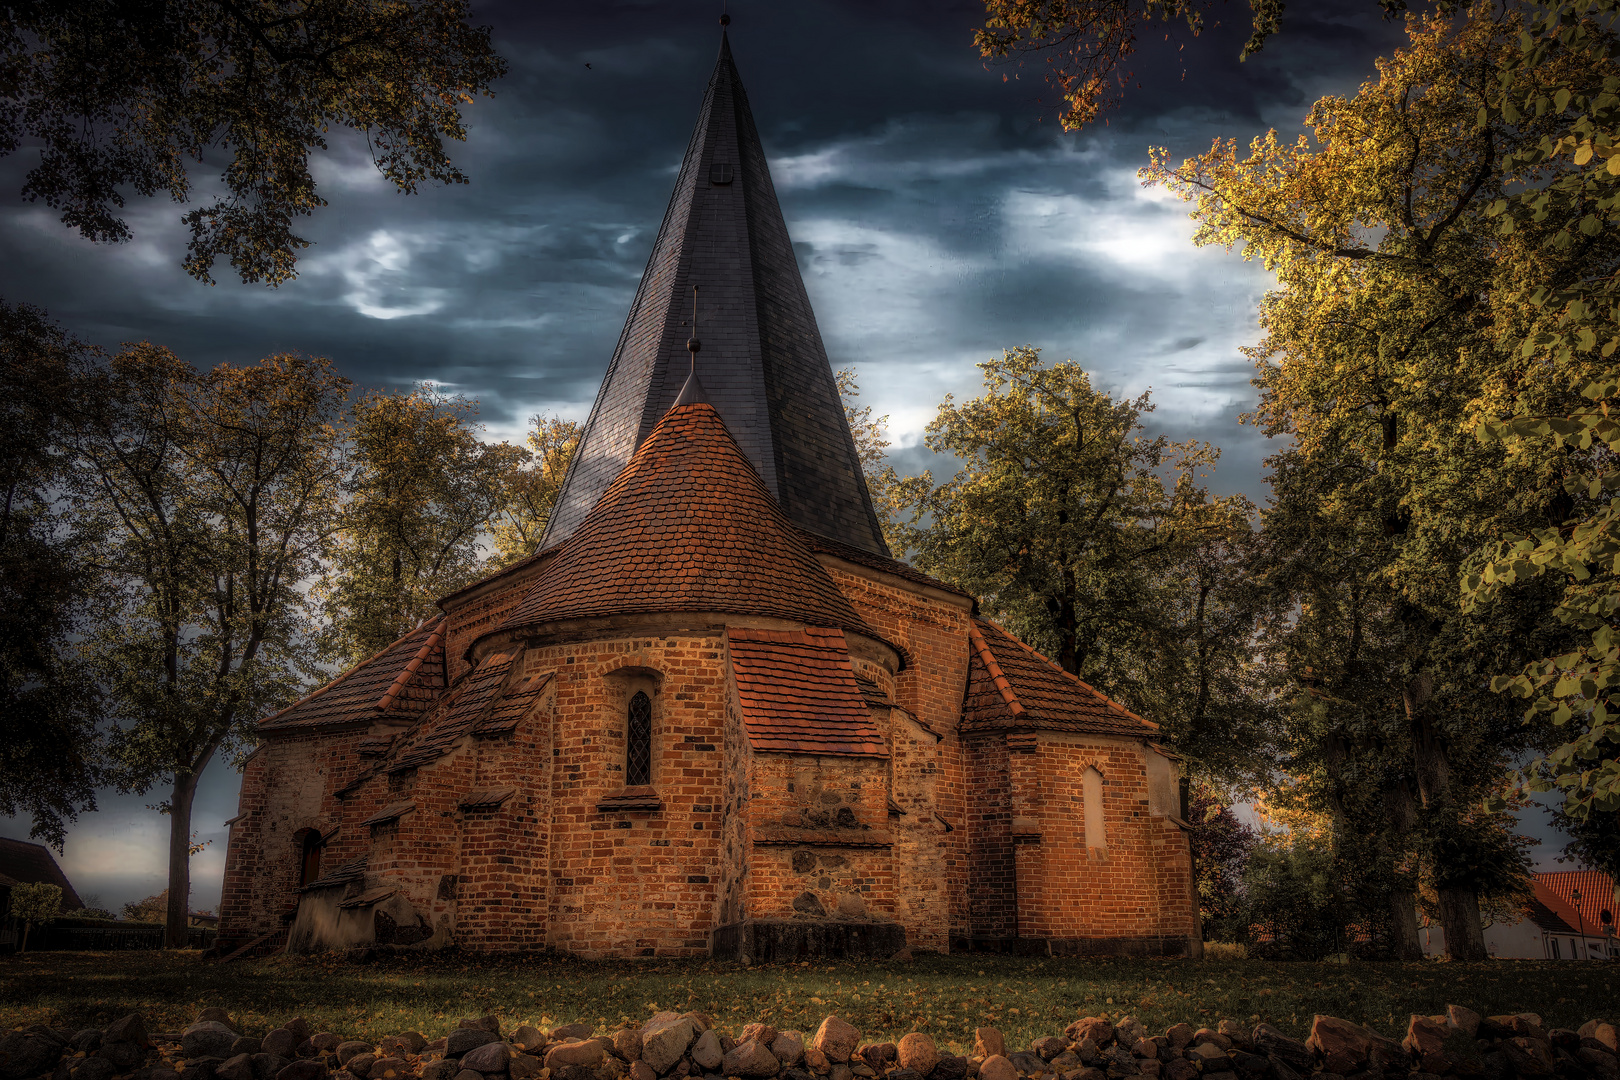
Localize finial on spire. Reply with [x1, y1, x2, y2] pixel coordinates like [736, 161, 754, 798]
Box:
[674, 285, 708, 407]
[720, 1, 729, 28]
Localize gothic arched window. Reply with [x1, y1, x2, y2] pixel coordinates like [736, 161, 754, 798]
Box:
[1082, 766, 1106, 851]
[626, 690, 652, 786]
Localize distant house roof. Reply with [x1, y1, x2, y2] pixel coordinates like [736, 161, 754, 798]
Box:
[1526, 882, 1580, 935]
[962, 617, 1158, 737]
[0, 837, 84, 910]
[727, 626, 889, 758]
[1538, 870, 1618, 935]
[260, 617, 445, 731]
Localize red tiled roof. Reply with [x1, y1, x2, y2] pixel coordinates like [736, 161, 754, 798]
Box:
[359, 801, 415, 827]
[0, 837, 82, 910]
[385, 652, 515, 772]
[458, 788, 516, 810]
[727, 626, 888, 757]
[474, 670, 553, 736]
[496, 401, 876, 640]
[1539, 870, 1618, 936]
[260, 618, 445, 730]
[962, 617, 1157, 737]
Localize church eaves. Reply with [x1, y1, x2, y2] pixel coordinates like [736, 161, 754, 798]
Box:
[540, 33, 889, 556]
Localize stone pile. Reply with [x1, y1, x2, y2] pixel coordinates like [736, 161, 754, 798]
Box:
[2, 1007, 1616, 1080]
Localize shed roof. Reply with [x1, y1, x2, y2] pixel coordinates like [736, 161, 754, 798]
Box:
[727, 626, 888, 757]
[260, 617, 444, 730]
[962, 617, 1157, 737]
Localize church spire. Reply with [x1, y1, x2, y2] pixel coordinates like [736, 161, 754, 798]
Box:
[540, 30, 890, 556]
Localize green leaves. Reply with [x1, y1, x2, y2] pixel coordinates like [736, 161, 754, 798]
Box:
[2, 2, 507, 284]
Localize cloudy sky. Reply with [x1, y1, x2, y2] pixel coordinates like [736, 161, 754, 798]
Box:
[6, 1, 1570, 913]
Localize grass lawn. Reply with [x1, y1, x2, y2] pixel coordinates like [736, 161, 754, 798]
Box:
[1, 952, 1613, 1055]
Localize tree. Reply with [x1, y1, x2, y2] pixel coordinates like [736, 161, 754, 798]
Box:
[1144, 5, 1571, 959]
[317, 385, 526, 668]
[835, 367, 908, 554]
[974, 0, 1446, 131]
[0, 1, 506, 284]
[489, 413, 581, 568]
[121, 891, 168, 924]
[0, 303, 103, 847]
[1462, 0, 1620, 835]
[888, 346, 1270, 781]
[67, 348, 349, 947]
[1186, 783, 1257, 937]
[8, 881, 61, 952]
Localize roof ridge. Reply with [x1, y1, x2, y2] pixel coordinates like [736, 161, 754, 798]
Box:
[259, 617, 442, 728]
[981, 616, 1158, 731]
[966, 618, 1025, 719]
[375, 620, 446, 713]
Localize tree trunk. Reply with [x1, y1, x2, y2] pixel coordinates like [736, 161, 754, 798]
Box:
[165, 771, 198, 949]
[1389, 888, 1423, 960]
[19, 920, 29, 953]
[1439, 885, 1488, 961]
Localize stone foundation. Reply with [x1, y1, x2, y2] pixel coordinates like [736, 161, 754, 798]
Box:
[710, 917, 906, 962]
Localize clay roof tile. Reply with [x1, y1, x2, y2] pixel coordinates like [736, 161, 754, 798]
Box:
[963, 617, 1157, 737]
[728, 626, 887, 757]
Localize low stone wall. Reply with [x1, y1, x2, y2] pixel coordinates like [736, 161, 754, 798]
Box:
[2, 1000, 1616, 1080]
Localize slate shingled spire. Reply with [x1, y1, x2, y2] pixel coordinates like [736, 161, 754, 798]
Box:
[540, 32, 890, 556]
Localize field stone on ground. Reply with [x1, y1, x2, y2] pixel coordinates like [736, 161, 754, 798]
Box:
[457, 1018, 501, 1036]
[1068, 1021, 1114, 1047]
[692, 1030, 724, 1071]
[455, 1071, 483, 1080]
[213, 1054, 254, 1080]
[185, 1025, 240, 1061]
[99, 1039, 146, 1069]
[510, 1054, 543, 1080]
[460, 1041, 511, 1074]
[629, 1062, 657, 1080]
[932, 1057, 969, 1080]
[640, 1016, 697, 1075]
[973, 1030, 1005, 1061]
[978, 1056, 1016, 1080]
[73, 1059, 118, 1080]
[447, 1030, 501, 1058]
[232, 1039, 263, 1058]
[544, 1038, 605, 1073]
[612, 1028, 643, 1062]
[422, 1062, 460, 1080]
[772, 1032, 806, 1068]
[742, 1025, 780, 1048]
[105, 1015, 149, 1049]
[553, 1024, 595, 1043]
[336, 1043, 374, 1065]
[251, 1052, 291, 1080]
[814, 1018, 860, 1065]
[897, 1034, 937, 1076]
[260, 1030, 298, 1059]
[512, 1026, 546, 1054]
[275, 1062, 325, 1080]
[723, 1039, 783, 1078]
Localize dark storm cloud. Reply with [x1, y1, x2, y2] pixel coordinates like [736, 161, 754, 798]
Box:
[3, 0, 1460, 904]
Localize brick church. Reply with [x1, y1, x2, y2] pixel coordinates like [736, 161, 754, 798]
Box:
[216, 32, 1199, 961]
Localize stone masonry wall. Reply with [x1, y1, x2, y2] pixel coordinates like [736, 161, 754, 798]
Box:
[743, 751, 893, 922]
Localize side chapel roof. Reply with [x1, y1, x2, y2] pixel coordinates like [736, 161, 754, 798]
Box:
[497, 399, 877, 641]
[260, 617, 445, 731]
[728, 626, 888, 757]
[540, 33, 888, 557]
[963, 617, 1157, 738]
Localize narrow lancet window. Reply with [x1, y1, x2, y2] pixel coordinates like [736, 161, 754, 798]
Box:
[1083, 766, 1106, 851]
[627, 690, 652, 786]
[297, 830, 323, 887]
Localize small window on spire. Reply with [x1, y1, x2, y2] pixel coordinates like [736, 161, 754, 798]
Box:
[709, 163, 734, 185]
[626, 691, 652, 785]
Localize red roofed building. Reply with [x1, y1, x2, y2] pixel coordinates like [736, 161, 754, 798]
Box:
[216, 31, 1198, 960]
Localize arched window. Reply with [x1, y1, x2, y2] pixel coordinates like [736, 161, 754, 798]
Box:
[296, 829, 323, 887]
[626, 690, 652, 786]
[1082, 766, 1106, 851]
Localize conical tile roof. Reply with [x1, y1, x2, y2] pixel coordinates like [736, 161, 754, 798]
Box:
[500, 396, 876, 637]
[540, 33, 888, 556]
